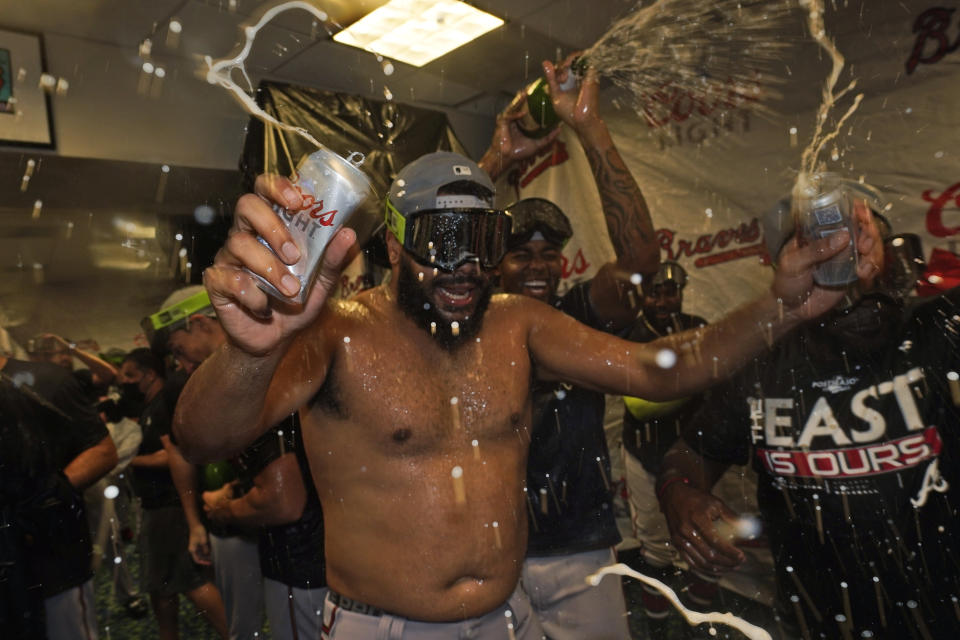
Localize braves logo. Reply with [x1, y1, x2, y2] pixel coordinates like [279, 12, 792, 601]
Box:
[906, 7, 960, 74]
[656, 218, 762, 267]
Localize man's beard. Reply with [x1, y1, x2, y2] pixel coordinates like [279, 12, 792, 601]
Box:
[819, 291, 902, 354]
[396, 259, 493, 350]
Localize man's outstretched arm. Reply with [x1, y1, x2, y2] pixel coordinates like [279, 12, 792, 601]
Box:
[172, 175, 356, 463]
[527, 210, 879, 401]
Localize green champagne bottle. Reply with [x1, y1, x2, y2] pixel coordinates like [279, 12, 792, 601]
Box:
[516, 57, 586, 138]
[202, 460, 237, 491]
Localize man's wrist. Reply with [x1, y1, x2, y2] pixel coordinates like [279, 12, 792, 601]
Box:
[478, 147, 509, 182]
[759, 289, 805, 338]
[656, 474, 690, 502]
[574, 118, 611, 149]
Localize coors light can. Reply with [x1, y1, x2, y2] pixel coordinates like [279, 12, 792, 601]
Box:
[249, 148, 376, 305]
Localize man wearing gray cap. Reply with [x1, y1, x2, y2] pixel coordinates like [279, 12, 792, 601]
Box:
[176, 145, 868, 638]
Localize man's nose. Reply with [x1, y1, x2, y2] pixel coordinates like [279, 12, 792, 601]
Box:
[454, 258, 481, 276]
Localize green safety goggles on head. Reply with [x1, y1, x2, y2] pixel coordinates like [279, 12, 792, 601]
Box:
[140, 289, 213, 349]
[385, 198, 512, 272]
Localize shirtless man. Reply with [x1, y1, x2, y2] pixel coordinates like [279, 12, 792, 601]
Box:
[173, 149, 875, 637]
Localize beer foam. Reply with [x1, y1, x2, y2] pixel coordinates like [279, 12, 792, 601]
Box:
[587, 563, 772, 640]
[204, 2, 331, 151]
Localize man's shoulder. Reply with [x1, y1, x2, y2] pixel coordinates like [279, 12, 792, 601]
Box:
[488, 292, 562, 322]
[328, 286, 389, 320]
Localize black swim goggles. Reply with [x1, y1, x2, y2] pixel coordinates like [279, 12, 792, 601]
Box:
[385, 200, 512, 272]
[504, 198, 573, 250]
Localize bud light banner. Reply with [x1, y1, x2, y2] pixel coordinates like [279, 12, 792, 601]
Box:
[495, 0, 960, 322]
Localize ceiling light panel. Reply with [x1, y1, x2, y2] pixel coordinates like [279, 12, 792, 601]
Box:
[333, 0, 504, 67]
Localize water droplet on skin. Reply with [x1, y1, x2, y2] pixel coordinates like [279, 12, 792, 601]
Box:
[656, 349, 677, 369]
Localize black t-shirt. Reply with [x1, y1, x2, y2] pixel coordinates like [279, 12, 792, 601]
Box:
[685, 289, 960, 638]
[1, 359, 109, 597]
[131, 377, 183, 509]
[622, 312, 709, 472]
[235, 415, 325, 588]
[525, 281, 621, 556]
[72, 368, 108, 406]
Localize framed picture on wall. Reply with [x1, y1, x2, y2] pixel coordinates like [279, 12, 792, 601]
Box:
[0, 28, 55, 148]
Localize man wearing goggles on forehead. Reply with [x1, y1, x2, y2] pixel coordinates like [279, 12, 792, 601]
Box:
[382, 151, 510, 348]
[176, 100, 872, 638]
[477, 53, 660, 639]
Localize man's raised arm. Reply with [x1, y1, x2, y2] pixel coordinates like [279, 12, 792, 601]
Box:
[172, 175, 356, 462]
[542, 57, 660, 328]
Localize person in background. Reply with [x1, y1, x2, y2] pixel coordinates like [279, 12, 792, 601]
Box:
[27, 333, 118, 402]
[619, 261, 720, 632]
[87, 380, 149, 620]
[202, 414, 327, 640]
[142, 287, 266, 640]
[1, 353, 118, 640]
[120, 348, 228, 640]
[478, 54, 659, 639]
[657, 192, 959, 638]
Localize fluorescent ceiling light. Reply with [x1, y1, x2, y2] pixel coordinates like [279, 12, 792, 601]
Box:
[333, 0, 504, 68]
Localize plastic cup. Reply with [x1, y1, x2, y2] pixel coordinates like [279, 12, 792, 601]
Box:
[795, 172, 858, 286]
[249, 148, 376, 304]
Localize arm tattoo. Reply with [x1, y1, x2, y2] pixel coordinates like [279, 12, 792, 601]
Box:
[584, 146, 657, 269]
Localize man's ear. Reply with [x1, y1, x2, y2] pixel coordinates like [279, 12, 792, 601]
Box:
[385, 232, 403, 267]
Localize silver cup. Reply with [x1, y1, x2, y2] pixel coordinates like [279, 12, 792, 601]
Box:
[249, 148, 376, 304]
[795, 172, 858, 287]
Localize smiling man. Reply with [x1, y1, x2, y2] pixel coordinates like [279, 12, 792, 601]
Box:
[173, 143, 866, 639]
[482, 55, 660, 639]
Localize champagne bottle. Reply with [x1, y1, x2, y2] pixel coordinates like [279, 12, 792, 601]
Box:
[202, 460, 237, 491]
[516, 57, 587, 138]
